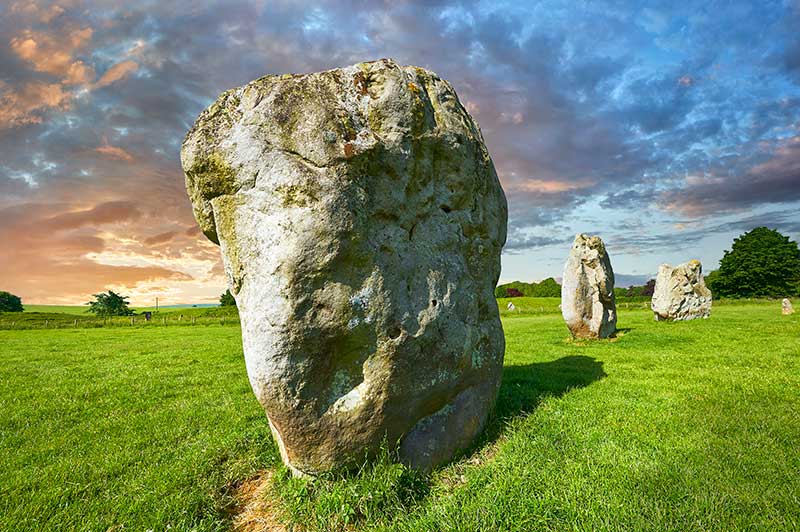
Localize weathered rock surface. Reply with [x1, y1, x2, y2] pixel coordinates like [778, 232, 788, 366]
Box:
[783, 298, 794, 315]
[560, 234, 617, 339]
[181, 59, 508, 476]
[651, 260, 712, 321]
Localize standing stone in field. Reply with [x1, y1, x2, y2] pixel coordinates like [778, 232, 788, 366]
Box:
[560, 234, 617, 339]
[651, 260, 712, 321]
[782, 298, 794, 315]
[181, 59, 508, 476]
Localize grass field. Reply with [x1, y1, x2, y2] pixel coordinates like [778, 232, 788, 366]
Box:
[0, 305, 238, 330]
[1, 302, 798, 531]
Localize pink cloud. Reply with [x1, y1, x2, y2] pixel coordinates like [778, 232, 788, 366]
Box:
[0, 81, 72, 128]
[95, 60, 139, 88]
[10, 27, 94, 82]
[95, 139, 134, 162]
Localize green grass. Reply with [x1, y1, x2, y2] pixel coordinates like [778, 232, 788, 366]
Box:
[21, 305, 90, 314]
[0, 326, 274, 531]
[1, 304, 798, 531]
[0, 305, 239, 330]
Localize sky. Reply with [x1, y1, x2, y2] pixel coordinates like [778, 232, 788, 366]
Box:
[1, 0, 799, 305]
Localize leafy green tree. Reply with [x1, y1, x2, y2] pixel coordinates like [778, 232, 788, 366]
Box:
[641, 279, 656, 297]
[220, 289, 236, 306]
[0, 291, 23, 312]
[495, 278, 562, 298]
[528, 277, 561, 297]
[625, 279, 655, 297]
[495, 281, 534, 298]
[704, 270, 720, 295]
[86, 290, 134, 316]
[713, 227, 800, 298]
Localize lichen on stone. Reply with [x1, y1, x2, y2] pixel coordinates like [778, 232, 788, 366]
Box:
[180, 58, 508, 476]
[274, 183, 320, 208]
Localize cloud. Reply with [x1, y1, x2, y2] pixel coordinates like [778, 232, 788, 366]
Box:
[41, 201, 142, 231]
[10, 2, 66, 24]
[9, 27, 94, 81]
[503, 233, 572, 254]
[0, 81, 72, 128]
[144, 230, 178, 246]
[63, 60, 95, 85]
[94, 60, 139, 88]
[1, 0, 799, 300]
[660, 136, 800, 216]
[608, 208, 800, 256]
[95, 139, 134, 161]
[0, 201, 212, 304]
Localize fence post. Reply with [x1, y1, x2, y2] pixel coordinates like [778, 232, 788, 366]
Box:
[74, 319, 77, 327]
[131, 316, 134, 326]
[45, 319, 48, 328]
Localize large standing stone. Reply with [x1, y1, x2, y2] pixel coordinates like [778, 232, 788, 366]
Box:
[651, 260, 712, 321]
[560, 234, 617, 339]
[181, 59, 508, 476]
[783, 298, 794, 315]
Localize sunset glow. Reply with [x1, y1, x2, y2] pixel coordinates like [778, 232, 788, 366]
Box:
[2, 0, 799, 305]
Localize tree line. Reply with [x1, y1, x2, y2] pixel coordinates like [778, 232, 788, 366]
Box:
[2, 227, 799, 313]
[496, 227, 800, 299]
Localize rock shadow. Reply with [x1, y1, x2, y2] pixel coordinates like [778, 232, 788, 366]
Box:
[483, 355, 607, 442]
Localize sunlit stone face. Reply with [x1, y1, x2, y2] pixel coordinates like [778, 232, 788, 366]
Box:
[181, 59, 508, 475]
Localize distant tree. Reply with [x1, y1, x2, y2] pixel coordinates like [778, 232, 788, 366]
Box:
[704, 270, 720, 295]
[220, 289, 236, 306]
[713, 227, 800, 298]
[505, 288, 524, 298]
[529, 277, 561, 297]
[86, 291, 134, 317]
[641, 279, 656, 297]
[625, 285, 643, 297]
[625, 279, 656, 297]
[496, 278, 562, 298]
[0, 291, 23, 312]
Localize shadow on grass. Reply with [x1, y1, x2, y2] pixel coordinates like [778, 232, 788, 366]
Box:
[484, 355, 607, 442]
[256, 357, 607, 531]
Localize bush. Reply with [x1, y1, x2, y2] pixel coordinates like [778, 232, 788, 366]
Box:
[0, 291, 23, 312]
[86, 291, 134, 317]
[220, 289, 236, 306]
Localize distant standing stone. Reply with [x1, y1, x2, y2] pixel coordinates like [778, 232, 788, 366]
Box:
[507, 302, 515, 311]
[651, 260, 712, 321]
[181, 59, 508, 476]
[782, 298, 794, 315]
[561, 234, 617, 339]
